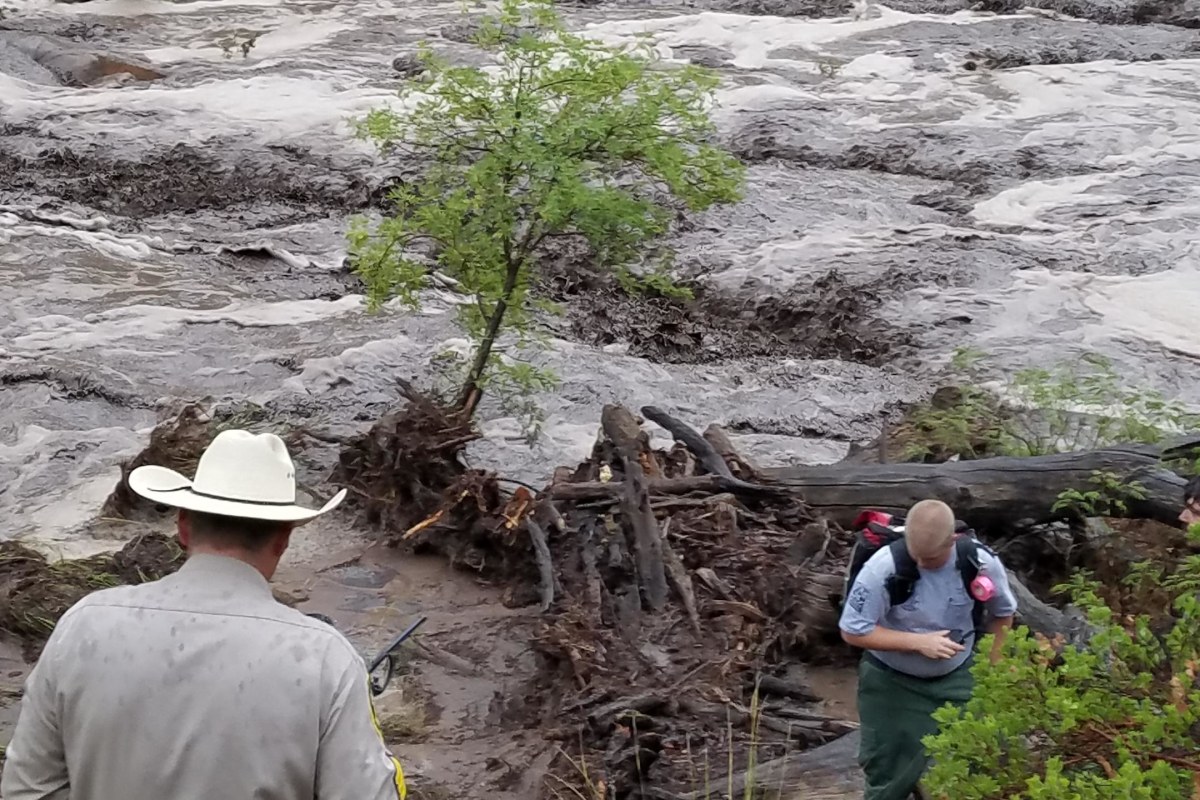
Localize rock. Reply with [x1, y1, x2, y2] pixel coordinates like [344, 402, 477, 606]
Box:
[672, 45, 735, 68]
[391, 54, 423, 78]
[0, 30, 164, 87]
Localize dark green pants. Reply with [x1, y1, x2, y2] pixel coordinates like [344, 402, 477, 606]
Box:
[857, 655, 974, 800]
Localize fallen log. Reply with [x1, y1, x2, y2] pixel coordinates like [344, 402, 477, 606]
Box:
[601, 405, 669, 612]
[703, 424, 761, 480]
[680, 730, 863, 800]
[759, 442, 1192, 528]
[640, 405, 787, 498]
[1007, 569, 1094, 647]
[546, 475, 787, 503]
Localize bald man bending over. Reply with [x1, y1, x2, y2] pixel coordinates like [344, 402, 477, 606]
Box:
[838, 499, 1016, 800]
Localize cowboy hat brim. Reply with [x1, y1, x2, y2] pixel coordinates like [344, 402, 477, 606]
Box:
[128, 465, 346, 524]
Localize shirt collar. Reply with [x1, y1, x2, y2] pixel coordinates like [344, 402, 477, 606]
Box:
[177, 553, 273, 596]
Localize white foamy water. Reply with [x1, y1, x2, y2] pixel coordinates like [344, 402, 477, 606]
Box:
[1, 0, 1199, 549]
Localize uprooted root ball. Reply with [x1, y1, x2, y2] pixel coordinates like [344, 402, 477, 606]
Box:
[333, 386, 540, 586]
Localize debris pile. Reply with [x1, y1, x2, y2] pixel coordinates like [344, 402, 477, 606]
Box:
[341, 396, 864, 795]
[0, 534, 184, 659]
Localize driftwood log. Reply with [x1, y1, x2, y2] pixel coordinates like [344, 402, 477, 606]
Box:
[601, 404, 670, 611]
[750, 444, 1190, 529]
[554, 409, 1192, 531]
[680, 730, 863, 800]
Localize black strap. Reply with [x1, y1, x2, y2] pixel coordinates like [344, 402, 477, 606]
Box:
[955, 537, 988, 641]
[154, 485, 299, 507]
[884, 539, 919, 607]
[885, 537, 990, 639]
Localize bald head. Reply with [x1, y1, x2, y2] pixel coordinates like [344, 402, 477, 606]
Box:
[905, 499, 956, 564]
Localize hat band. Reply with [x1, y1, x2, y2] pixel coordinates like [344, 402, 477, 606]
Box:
[157, 485, 298, 507]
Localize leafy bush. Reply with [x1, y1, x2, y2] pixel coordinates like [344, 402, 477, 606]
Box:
[1051, 471, 1147, 520]
[348, 0, 744, 419]
[922, 529, 1200, 799]
[902, 349, 1199, 462]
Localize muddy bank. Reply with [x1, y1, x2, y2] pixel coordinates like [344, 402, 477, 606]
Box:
[539, 242, 915, 366]
[3, 390, 1195, 798]
[0, 134, 381, 218]
[0, 533, 183, 659]
[315, 395, 1198, 797]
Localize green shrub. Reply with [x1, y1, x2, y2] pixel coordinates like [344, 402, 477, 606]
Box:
[922, 530, 1200, 798]
[903, 350, 1199, 463]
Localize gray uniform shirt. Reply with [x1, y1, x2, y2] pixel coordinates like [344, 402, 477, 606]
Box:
[1, 554, 407, 800]
[838, 544, 1018, 678]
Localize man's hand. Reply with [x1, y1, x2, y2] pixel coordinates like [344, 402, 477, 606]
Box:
[842, 626, 966, 659]
[912, 630, 965, 660]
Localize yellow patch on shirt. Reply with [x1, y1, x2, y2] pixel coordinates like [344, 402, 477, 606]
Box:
[366, 678, 408, 800]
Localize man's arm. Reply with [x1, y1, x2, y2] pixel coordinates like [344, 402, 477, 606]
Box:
[980, 551, 1018, 665]
[985, 615, 1014, 665]
[316, 647, 407, 800]
[1, 637, 69, 799]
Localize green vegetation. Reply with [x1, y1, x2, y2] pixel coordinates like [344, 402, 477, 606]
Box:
[900, 348, 1198, 521]
[923, 525, 1200, 799]
[902, 349, 1198, 463]
[1050, 471, 1148, 520]
[349, 0, 744, 420]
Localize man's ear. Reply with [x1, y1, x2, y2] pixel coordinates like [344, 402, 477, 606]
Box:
[270, 525, 293, 559]
[177, 509, 192, 550]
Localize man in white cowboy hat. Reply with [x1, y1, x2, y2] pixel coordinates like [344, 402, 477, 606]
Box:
[1, 430, 408, 800]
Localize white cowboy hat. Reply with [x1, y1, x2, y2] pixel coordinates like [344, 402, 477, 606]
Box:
[128, 429, 346, 523]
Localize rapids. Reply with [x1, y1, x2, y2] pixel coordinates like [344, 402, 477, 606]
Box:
[1, 0, 1198, 552]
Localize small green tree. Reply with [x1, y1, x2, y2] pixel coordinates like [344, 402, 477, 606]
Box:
[349, 0, 745, 418]
[922, 528, 1200, 799]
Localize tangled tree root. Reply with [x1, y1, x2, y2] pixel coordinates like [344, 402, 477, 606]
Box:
[333, 382, 537, 584]
[525, 405, 857, 796]
[0, 534, 185, 659]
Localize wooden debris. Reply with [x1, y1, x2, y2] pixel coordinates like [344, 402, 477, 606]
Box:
[602, 404, 669, 612]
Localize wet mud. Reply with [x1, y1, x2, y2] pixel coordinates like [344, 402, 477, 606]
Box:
[0, 136, 380, 217]
[540, 256, 913, 366]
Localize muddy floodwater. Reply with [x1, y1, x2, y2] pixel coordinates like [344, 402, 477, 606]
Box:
[1, 0, 1199, 794]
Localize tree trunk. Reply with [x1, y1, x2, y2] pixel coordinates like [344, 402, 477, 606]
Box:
[758, 443, 1190, 529]
[1007, 569, 1094, 647]
[456, 260, 521, 419]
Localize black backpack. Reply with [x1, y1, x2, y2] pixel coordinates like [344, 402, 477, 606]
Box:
[837, 509, 992, 643]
